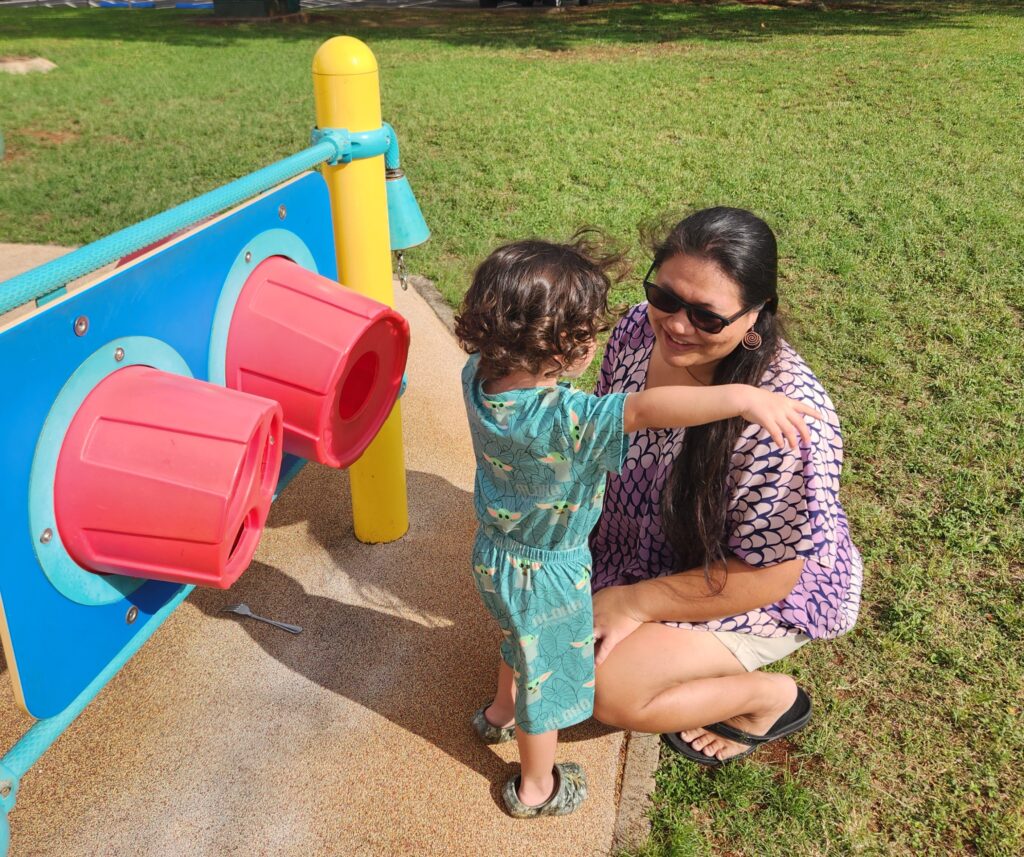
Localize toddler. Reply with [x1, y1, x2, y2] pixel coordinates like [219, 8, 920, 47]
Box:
[455, 234, 818, 818]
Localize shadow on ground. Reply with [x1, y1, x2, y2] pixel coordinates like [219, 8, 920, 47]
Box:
[188, 465, 617, 803]
[1, 1, 1020, 53]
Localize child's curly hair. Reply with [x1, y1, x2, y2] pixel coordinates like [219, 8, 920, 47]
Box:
[455, 229, 627, 382]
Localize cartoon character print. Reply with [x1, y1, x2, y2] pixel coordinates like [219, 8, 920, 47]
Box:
[473, 563, 497, 593]
[570, 634, 596, 658]
[525, 671, 553, 705]
[536, 499, 581, 528]
[508, 554, 542, 590]
[519, 633, 539, 664]
[482, 398, 516, 426]
[582, 679, 596, 689]
[537, 387, 561, 408]
[569, 408, 602, 454]
[486, 506, 522, 534]
[574, 564, 592, 591]
[481, 452, 513, 480]
[592, 483, 605, 507]
[538, 451, 572, 483]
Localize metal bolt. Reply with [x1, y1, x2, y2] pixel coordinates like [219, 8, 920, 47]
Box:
[73, 316, 89, 336]
[278, 205, 287, 220]
[40, 528, 53, 544]
[126, 606, 139, 625]
[244, 251, 252, 264]
[268, 435, 275, 445]
[114, 347, 125, 362]
[395, 250, 409, 291]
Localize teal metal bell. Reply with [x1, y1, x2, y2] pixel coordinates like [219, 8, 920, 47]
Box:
[386, 169, 430, 251]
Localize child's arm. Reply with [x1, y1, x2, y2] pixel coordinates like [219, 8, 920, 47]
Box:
[623, 385, 822, 449]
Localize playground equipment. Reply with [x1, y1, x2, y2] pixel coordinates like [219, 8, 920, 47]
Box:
[0, 36, 427, 855]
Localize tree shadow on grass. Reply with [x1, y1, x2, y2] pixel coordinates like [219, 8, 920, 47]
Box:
[0, 1, 1019, 53]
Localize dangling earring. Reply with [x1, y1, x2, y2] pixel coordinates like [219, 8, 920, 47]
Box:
[742, 329, 762, 350]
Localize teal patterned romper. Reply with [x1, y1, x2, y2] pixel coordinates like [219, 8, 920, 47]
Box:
[462, 355, 628, 735]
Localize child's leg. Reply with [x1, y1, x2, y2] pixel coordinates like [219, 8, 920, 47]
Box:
[515, 726, 558, 806]
[484, 658, 516, 728]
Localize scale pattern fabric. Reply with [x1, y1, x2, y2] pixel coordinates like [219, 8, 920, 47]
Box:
[589, 303, 863, 640]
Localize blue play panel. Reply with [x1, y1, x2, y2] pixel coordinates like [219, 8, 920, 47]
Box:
[0, 172, 336, 719]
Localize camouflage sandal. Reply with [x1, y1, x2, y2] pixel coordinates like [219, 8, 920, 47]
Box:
[502, 762, 588, 819]
[471, 702, 515, 744]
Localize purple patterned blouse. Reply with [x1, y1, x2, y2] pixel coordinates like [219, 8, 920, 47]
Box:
[590, 304, 862, 640]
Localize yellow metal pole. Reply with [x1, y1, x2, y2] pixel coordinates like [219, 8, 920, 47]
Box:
[313, 36, 408, 543]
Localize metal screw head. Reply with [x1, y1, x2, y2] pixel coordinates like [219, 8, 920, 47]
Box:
[40, 528, 53, 544]
[114, 347, 125, 362]
[268, 435, 275, 445]
[244, 251, 253, 263]
[73, 316, 89, 336]
[278, 205, 287, 220]
[0, 783, 11, 798]
[126, 606, 139, 625]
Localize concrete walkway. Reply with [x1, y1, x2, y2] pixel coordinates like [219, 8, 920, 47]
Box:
[0, 244, 654, 856]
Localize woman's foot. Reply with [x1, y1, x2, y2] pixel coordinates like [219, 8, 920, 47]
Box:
[678, 675, 798, 762]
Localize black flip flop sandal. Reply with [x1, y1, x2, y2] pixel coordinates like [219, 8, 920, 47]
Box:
[661, 687, 812, 767]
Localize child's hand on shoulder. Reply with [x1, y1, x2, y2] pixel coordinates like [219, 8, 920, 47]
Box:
[737, 387, 823, 451]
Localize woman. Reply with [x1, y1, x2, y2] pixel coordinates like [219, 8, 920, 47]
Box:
[589, 207, 862, 764]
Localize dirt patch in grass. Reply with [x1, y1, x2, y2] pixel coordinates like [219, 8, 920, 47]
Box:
[758, 735, 805, 771]
[0, 143, 28, 163]
[17, 128, 80, 146]
[770, 742, 830, 779]
[0, 56, 57, 74]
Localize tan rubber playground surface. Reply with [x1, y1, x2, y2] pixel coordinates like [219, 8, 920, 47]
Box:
[0, 245, 645, 856]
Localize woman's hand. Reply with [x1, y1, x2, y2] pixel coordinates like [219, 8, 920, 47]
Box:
[592, 584, 647, 666]
[737, 388, 822, 450]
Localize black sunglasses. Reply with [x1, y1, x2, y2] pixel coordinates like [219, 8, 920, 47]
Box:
[642, 263, 766, 335]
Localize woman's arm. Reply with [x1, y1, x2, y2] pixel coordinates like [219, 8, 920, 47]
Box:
[629, 555, 803, 622]
[592, 556, 803, 665]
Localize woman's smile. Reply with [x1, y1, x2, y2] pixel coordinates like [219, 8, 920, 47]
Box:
[660, 328, 700, 353]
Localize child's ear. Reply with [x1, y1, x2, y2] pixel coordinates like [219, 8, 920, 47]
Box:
[542, 358, 564, 379]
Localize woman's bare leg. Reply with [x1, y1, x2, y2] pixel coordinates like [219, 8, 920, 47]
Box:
[594, 625, 745, 725]
[594, 624, 796, 761]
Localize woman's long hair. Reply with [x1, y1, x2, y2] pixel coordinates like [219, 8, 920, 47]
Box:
[654, 208, 783, 588]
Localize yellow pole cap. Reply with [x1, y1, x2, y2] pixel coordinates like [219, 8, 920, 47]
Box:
[312, 36, 379, 77]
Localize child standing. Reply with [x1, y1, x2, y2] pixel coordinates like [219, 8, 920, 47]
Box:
[455, 235, 818, 818]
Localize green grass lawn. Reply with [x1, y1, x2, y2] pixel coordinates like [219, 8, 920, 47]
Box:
[2, 2, 1022, 854]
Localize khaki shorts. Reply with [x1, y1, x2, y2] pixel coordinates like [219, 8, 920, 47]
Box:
[710, 629, 811, 672]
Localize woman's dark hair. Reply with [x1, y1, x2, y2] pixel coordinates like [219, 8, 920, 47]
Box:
[654, 207, 783, 587]
[455, 229, 626, 382]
